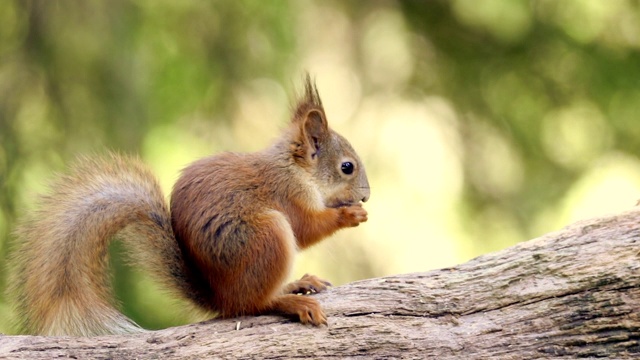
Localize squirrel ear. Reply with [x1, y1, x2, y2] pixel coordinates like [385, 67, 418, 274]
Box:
[301, 109, 329, 160]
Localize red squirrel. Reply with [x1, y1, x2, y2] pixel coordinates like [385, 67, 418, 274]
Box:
[8, 75, 370, 336]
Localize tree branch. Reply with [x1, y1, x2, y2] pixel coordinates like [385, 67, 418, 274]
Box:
[2, 209, 640, 359]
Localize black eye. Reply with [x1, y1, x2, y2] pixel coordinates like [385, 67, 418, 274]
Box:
[341, 161, 354, 175]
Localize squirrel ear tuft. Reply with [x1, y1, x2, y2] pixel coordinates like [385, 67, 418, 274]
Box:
[303, 73, 322, 108]
[291, 73, 324, 124]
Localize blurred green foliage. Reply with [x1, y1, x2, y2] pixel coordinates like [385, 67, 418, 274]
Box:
[401, 0, 640, 234]
[2, 0, 640, 333]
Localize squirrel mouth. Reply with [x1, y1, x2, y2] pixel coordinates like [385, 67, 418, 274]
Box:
[326, 200, 357, 208]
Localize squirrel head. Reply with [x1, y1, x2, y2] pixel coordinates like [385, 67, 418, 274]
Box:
[289, 74, 370, 208]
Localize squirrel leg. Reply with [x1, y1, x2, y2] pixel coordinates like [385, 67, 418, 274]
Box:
[242, 211, 327, 326]
[201, 210, 327, 326]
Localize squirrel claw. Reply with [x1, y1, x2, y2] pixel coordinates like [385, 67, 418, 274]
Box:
[298, 301, 327, 326]
[283, 273, 332, 295]
[271, 294, 328, 327]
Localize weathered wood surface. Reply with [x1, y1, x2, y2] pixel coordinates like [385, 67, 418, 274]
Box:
[2, 209, 640, 359]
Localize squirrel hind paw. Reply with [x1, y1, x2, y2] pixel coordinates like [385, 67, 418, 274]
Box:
[283, 274, 332, 295]
[269, 294, 328, 326]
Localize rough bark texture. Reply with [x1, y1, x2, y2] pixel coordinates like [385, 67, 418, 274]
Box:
[2, 209, 640, 359]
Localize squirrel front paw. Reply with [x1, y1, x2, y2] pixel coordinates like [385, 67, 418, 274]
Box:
[337, 204, 368, 227]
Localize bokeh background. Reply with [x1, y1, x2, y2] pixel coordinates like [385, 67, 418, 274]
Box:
[2, 0, 640, 333]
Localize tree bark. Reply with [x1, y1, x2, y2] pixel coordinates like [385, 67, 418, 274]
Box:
[2, 209, 640, 359]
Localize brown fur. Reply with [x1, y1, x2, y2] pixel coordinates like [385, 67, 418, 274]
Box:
[8, 74, 370, 335]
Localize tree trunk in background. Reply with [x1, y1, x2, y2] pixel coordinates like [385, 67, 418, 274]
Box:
[2, 208, 640, 359]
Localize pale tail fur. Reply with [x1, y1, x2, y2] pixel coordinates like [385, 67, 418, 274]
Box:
[8, 154, 190, 336]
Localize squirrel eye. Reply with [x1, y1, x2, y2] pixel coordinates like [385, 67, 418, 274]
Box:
[341, 161, 354, 175]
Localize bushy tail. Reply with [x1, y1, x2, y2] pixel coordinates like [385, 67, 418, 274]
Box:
[8, 153, 190, 336]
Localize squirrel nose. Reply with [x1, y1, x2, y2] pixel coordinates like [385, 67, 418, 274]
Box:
[358, 171, 370, 203]
[361, 189, 370, 203]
